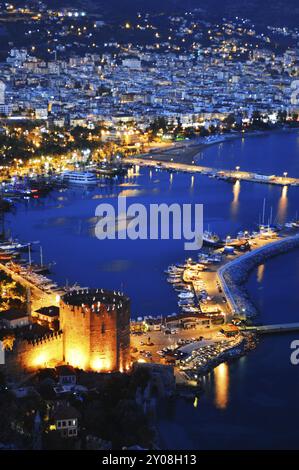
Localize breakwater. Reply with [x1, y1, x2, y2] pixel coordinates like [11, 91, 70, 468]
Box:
[125, 157, 299, 187]
[218, 233, 299, 318]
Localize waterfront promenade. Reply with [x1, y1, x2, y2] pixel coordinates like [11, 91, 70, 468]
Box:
[125, 157, 299, 187]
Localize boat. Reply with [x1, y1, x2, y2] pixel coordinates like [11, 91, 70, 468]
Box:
[0, 241, 31, 252]
[178, 300, 195, 307]
[42, 283, 58, 291]
[96, 166, 127, 177]
[167, 277, 182, 284]
[258, 225, 277, 238]
[202, 230, 224, 247]
[28, 246, 53, 274]
[0, 251, 16, 261]
[63, 171, 98, 185]
[178, 292, 194, 299]
[29, 264, 52, 275]
[181, 307, 200, 313]
[164, 265, 184, 275]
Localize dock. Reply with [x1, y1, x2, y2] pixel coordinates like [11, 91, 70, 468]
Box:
[125, 157, 299, 187]
[241, 323, 299, 334]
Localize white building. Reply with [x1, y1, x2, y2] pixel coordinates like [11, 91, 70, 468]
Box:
[0, 81, 5, 105]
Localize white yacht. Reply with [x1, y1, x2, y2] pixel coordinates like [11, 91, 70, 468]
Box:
[178, 292, 194, 299]
[63, 171, 98, 185]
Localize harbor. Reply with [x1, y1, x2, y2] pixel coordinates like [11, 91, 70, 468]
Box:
[130, 220, 299, 384]
[2, 218, 299, 385]
[2, 152, 299, 386]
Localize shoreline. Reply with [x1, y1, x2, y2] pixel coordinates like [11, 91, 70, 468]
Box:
[139, 126, 299, 166]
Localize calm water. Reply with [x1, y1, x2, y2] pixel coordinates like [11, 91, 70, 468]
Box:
[196, 129, 299, 177]
[158, 334, 299, 450]
[7, 130, 299, 449]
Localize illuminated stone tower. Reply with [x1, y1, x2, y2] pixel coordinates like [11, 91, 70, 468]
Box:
[60, 289, 131, 373]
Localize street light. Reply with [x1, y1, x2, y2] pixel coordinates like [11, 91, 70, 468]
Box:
[236, 166, 240, 172]
[283, 172, 288, 178]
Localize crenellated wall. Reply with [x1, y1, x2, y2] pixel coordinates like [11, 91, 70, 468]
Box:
[1, 289, 131, 375]
[4, 331, 63, 376]
[60, 291, 131, 372]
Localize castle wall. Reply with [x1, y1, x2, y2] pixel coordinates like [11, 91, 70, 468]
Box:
[1, 289, 131, 376]
[3, 332, 63, 376]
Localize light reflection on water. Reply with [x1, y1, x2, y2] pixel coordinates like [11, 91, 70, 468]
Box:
[190, 175, 194, 192]
[213, 363, 230, 410]
[231, 180, 241, 217]
[257, 264, 265, 283]
[277, 185, 289, 223]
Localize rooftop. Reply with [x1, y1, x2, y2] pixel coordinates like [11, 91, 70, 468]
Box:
[62, 288, 130, 308]
[35, 306, 60, 318]
[0, 308, 28, 321]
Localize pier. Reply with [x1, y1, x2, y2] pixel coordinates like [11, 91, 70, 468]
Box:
[125, 157, 299, 187]
[241, 323, 299, 334]
[217, 233, 299, 318]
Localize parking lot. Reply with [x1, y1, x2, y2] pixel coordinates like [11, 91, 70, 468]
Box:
[130, 324, 225, 364]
